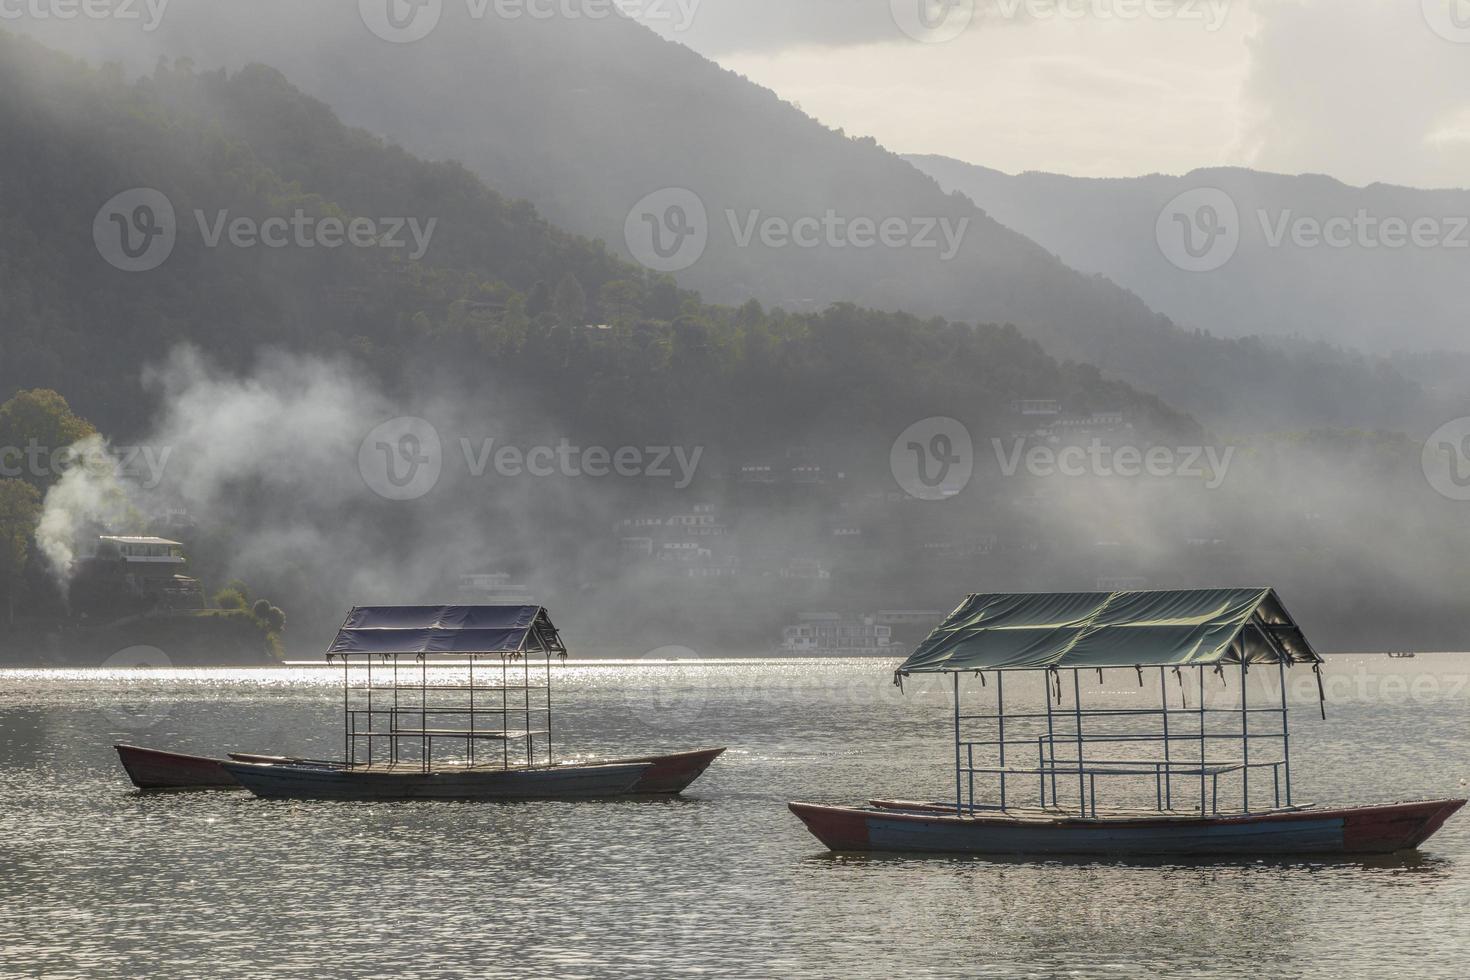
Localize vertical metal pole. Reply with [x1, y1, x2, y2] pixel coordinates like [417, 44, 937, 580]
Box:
[392, 654, 399, 766]
[1037, 735, 1046, 807]
[366, 656, 373, 769]
[546, 650, 554, 766]
[421, 653, 428, 773]
[953, 672, 962, 816]
[1159, 667, 1172, 810]
[342, 655, 350, 768]
[502, 656, 509, 770]
[996, 671, 1007, 812]
[1240, 659, 1250, 813]
[1278, 657, 1292, 806]
[1044, 671, 1057, 805]
[1072, 669, 1085, 814]
[1198, 667, 1207, 814]
[524, 654, 532, 767]
[469, 655, 476, 767]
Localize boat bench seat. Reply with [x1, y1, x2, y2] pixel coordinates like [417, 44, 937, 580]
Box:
[386, 729, 549, 740]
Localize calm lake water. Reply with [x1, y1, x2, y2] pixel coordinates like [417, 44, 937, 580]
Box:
[1, 655, 1467, 979]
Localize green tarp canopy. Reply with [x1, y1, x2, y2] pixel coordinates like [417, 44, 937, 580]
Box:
[899, 588, 1321, 674]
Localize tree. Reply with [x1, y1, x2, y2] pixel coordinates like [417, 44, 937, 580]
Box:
[0, 389, 97, 489]
[0, 479, 41, 627]
[552, 272, 587, 326]
[252, 598, 286, 633]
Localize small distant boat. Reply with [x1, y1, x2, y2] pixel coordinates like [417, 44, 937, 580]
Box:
[117, 743, 725, 795]
[1387, 651, 1417, 658]
[791, 589, 1467, 857]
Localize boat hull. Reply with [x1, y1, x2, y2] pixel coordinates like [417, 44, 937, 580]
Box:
[789, 798, 1466, 857]
[586, 748, 725, 794]
[230, 747, 726, 794]
[115, 744, 241, 790]
[221, 760, 654, 801]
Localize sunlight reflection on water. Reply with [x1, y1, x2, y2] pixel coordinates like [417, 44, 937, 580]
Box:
[0, 655, 1467, 979]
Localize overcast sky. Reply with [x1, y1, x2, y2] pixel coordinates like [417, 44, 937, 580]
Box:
[640, 0, 1470, 189]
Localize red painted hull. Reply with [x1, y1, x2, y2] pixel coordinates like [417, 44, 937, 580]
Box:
[789, 798, 1466, 857]
[605, 748, 725, 794]
[115, 744, 240, 790]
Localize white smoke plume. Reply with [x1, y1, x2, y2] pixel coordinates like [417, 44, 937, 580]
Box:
[35, 435, 140, 589]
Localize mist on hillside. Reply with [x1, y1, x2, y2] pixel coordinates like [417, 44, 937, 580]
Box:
[2, 4, 1469, 662]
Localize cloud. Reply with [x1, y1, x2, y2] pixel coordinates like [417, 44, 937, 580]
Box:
[1236, 0, 1470, 189]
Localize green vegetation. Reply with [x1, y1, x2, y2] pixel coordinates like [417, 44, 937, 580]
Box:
[0, 31, 1191, 446]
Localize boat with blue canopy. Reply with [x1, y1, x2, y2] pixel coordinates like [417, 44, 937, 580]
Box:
[790, 588, 1464, 856]
[216, 604, 722, 800]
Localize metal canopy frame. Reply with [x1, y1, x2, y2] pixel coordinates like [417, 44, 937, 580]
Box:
[324, 611, 568, 773]
[907, 623, 1326, 818]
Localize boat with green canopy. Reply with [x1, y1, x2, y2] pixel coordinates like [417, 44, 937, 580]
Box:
[790, 588, 1464, 856]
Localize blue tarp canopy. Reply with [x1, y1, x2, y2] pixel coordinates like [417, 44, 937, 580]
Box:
[899, 588, 1320, 673]
[327, 605, 564, 657]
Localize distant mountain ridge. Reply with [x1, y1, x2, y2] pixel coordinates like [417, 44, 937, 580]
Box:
[907, 154, 1470, 357]
[5, 5, 1442, 431]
